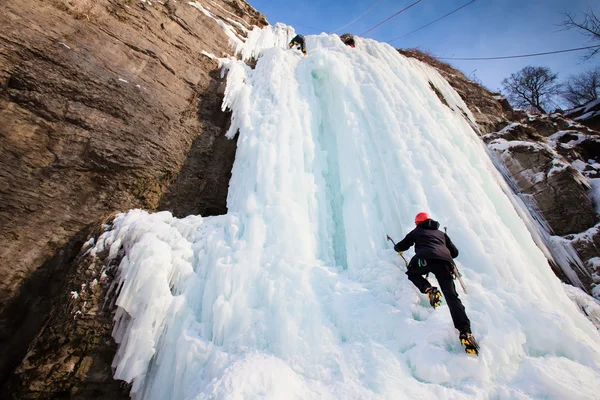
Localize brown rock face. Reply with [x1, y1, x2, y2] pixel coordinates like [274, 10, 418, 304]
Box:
[0, 0, 265, 395]
[486, 121, 600, 291]
[491, 143, 596, 236]
[482, 121, 598, 236]
[5, 217, 131, 399]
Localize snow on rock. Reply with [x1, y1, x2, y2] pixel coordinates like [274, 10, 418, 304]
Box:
[565, 99, 600, 120]
[498, 122, 523, 135]
[487, 138, 542, 153]
[547, 158, 569, 177]
[92, 25, 600, 399]
[589, 178, 600, 213]
[563, 99, 600, 131]
[188, 1, 245, 48]
[201, 51, 217, 60]
[576, 110, 600, 121]
[484, 122, 596, 288]
[573, 159, 587, 172]
[568, 223, 600, 244]
[563, 283, 600, 330]
[549, 130, 587, 148]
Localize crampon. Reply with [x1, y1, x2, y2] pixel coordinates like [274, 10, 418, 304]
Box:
[426, 287, 441, 308]
[460, 332, 479, 356]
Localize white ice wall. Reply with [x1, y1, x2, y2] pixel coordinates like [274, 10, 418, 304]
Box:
[91, 24, 600, 400]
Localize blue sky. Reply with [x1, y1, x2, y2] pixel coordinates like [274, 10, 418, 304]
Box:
[247, 0, 599, 95]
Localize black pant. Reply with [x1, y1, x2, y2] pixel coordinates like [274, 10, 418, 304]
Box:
[406, 259, 471, 334]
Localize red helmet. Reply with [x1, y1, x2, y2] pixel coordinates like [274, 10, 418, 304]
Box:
[414, 212, 430, 225]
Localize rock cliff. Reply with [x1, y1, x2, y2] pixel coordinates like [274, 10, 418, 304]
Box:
[0, 0, 265, 397]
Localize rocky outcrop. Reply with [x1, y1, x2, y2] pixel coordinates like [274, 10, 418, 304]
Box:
[4, 216, 130, 399]
[564, 99, 600, 132]
[1, 0, 265, 396]
[484, 122, 598, 236]
[484, 118, 600, 294]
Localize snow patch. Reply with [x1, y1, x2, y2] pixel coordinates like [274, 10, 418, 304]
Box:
[575, 110, 600, 121]
[188, 2, 243, 48]
[487, 138, 541, 153]
[563, 283, 600, 328]
[569, 223, 600, 244]
[573, 159, 587, 171]
[226, 17, 249, 33]
[498, 122, 522, 134]
[588, 178, 600, 213]
[565, 99, 600, 120]
[547, 158, 568, 177]
[201, 50, 217, 60]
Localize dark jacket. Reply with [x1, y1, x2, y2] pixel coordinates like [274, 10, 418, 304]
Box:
[394, 219, 458, 267]
[289, 34, 306, 53]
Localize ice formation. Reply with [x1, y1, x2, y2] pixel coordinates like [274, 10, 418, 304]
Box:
[90, 23, 600, 399]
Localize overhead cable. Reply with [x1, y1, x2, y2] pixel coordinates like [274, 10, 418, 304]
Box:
[334, 0, 383, 33]
[359, 0, 424, 37]
[438, 45, 600, 61]
[388, 0, 477, 43]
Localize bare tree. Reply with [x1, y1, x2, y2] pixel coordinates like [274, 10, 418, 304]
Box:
[562, 67, 600, 107]
[501, 66, 562, 114]
[561, 8, 600, 61]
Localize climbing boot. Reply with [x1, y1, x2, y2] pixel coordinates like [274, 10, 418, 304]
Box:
[460, 332, 480, 356]
[426, 287, 441, 308]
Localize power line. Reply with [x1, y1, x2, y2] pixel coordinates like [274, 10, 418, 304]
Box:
[438, 45, 600, 61]
[388, 0, 477, 43]
[334, 0, 383, 33]
[359, 0, 424, 37]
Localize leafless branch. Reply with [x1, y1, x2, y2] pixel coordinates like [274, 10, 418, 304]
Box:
[561, 8, 600, 61]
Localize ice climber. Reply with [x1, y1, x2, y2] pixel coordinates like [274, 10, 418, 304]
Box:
[340, 33, 355, 48]
[289, 34, 306, 55]
[394, 212, 479, 355]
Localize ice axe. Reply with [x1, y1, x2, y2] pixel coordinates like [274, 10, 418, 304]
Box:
[450, 262, 467, 294]
[444, 227, 467, 294]
[386, 235, 408, 268]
